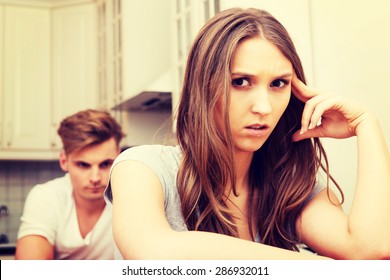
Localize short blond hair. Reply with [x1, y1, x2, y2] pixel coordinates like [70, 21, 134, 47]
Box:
[57, 109, 125, 155]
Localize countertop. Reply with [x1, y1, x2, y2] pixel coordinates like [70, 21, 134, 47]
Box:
[0, 243, 16, 260]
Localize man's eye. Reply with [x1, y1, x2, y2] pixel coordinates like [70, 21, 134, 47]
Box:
[77, 162, 90, 168]
[100, 160, 113, 169]
[270, 79, 288, 88]
[232, 78, 250, 87]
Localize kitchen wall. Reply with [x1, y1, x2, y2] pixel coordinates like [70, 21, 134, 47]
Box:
[0, 161, 64, 243]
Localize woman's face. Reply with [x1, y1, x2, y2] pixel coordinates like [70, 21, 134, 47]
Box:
[220, 37, 293, 154]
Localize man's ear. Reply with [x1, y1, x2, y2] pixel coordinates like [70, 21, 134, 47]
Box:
[59, 150, 69, 172]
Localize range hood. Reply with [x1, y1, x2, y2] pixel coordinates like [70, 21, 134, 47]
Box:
[112, 91, 171, 111]
[112, 69, 174, 112]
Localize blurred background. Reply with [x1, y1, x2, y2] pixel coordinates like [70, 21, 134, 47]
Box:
[0, 0, 389, 252]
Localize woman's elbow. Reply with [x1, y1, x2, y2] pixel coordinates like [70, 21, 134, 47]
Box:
[344, 240, 390, 260]
[115, 233, 184, 260]
[364, 243, 390, 260]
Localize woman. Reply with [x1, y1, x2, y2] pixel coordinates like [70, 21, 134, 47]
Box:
[105, 8, 390, 259]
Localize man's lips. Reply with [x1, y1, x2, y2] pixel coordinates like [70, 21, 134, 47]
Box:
[86, 186, 105, 191]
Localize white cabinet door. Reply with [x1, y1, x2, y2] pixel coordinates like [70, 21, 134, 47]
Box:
[2, 6, 52, 151]
[171, 0, 219, 112]
[96, 0, 174, 146]
[97, 0, 120, 111]
[97, 0, 174, 109]
[120, 0, 173, 101]
[0, 3, 98, 160]
[0, 5, 3, 149]
[51, 3, 98, 148]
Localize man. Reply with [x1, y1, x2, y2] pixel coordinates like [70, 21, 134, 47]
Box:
[15, 109, 125, 259]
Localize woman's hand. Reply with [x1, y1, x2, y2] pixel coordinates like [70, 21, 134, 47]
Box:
[291, 74, 369, 142]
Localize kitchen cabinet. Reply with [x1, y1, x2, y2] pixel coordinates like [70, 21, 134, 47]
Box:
[0, 1, 98, 160]
[97, 0, 176, 146]
[171, 0, 220, 111]
[106, 0, 220, 146]
[97, 0, 174, 111]
[0, 5, 3, 151]
[0, 6, 53, 159]
[96, 0, 220, 146]
[97, 0, 120, 111]
[51, 3, 98, 148]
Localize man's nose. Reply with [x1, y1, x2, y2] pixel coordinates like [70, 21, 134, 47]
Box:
[90, 167, 101, 184]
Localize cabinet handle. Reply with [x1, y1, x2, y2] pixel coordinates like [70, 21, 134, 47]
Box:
[5, 122, 13, 147]
[50, 123, 58, 149]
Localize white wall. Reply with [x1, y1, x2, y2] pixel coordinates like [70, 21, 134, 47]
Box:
[124, 111, 174, 147]
[310, 0, 390, 212]
[220, 0, 390, 213]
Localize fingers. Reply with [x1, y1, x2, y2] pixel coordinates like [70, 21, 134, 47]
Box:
[291, 73, 319, 102]
[292, 73, 351, 141]
[292, 126, 325, 142]
[300, 95, 335, 134]
[291, 74, 307, 102]
[291, 75, 367, 141]
[294, 94, 347, 142]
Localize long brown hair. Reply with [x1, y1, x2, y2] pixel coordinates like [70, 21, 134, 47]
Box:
[176, 8, 341, 251]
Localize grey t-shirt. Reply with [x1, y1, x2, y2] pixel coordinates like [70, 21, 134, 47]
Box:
[104, 144, 325, 259]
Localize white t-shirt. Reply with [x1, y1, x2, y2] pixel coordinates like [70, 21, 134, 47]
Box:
[18, 174, 114, 260]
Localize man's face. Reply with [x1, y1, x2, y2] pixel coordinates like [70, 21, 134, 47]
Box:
[59, 137, 120, 203]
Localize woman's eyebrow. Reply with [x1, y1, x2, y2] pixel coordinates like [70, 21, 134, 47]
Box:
[276, 73, 293, 79]
[231, 72, 293, 78]
[231, 71, 251, 76]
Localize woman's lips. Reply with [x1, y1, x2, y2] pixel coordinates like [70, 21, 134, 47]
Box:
[245, 124, 270, 137]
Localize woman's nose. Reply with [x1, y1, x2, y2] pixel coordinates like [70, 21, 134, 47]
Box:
[251, 89, 272, 115]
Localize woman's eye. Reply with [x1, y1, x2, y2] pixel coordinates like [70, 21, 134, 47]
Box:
[232, 78, 250, 87]
[270, 79, 288, 88]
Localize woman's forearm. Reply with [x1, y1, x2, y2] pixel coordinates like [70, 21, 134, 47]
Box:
[118, 229, 329, 260]
[348, 112, 390, 254]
